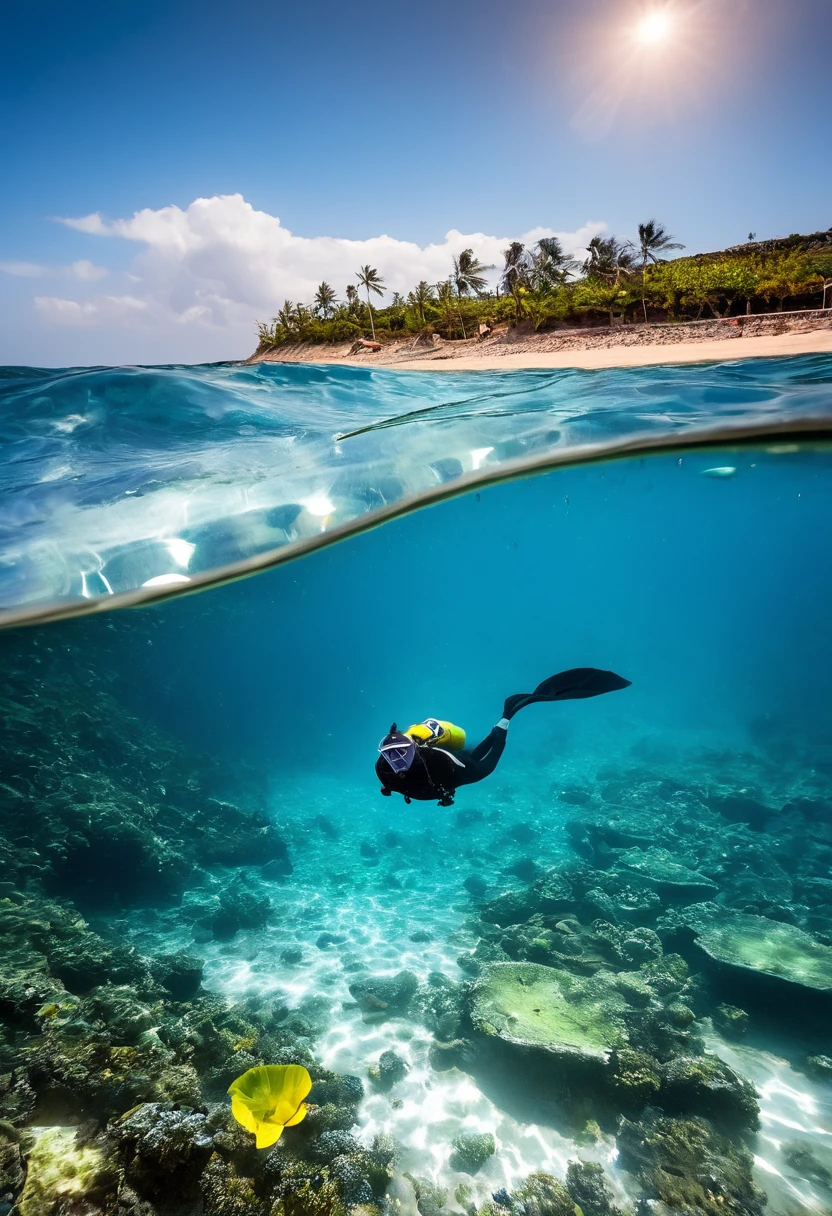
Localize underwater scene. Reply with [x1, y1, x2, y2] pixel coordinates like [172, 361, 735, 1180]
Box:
[2, 356, 832, 1216]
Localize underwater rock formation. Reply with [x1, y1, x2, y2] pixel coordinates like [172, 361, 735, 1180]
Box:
[0, 625, 291, 910]
[479, 1171, 576, 1216]
[469, 961, 628, 1065]
[348, 971, 418, 1017]
[616, 1110, 766, 1216]
[564, 1161, 624, 1216]
[367, 1049, 408, 1091]
[690, 908, 832, 993]
[449, 1131, 496, 1174]
[16, 1125, 119, 1216]
[617, 847, 719, 900]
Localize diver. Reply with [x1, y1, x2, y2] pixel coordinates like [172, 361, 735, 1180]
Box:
[376, 668, 631, 806]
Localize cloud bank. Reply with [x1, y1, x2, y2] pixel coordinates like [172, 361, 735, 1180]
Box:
[35, 194, 605, 361]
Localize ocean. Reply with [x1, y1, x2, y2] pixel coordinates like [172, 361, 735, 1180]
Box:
[1, 354, 831, 1216]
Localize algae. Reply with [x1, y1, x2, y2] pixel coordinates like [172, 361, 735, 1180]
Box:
[469, 962, 628, 1057]
[694, 911, 832, 991]
[17, 1126, 119, 1216]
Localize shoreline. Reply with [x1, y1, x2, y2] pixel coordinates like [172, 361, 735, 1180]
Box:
[248, 312, 832, 372]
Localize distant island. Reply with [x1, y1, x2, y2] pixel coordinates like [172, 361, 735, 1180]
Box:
[250, 222, 832, 369]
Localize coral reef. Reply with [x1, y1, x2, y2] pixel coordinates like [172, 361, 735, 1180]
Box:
[616, 1110, 766, 1216]
[367, 1049, 408, 1091]
[449, 1132, 496, 1174]
[564, 1161, 623, 1216]
[3, 611, 832, 1216]
[469, 961, 628, 1062]
[349, 972, 418, 1017]
[16, 1126, 119, 1216]
[0, 624, 291, 907]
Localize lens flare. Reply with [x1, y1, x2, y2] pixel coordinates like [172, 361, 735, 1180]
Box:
[635, 10, 673, 43]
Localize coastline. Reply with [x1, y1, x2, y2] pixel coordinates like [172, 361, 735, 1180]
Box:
[248, 311, 832, 372]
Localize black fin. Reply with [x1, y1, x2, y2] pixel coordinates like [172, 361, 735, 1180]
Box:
[503, 668, 631, 719]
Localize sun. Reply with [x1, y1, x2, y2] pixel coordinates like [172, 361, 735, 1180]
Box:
[635, 10, 674, 44]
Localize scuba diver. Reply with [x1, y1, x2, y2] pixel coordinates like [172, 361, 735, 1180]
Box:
[376, 668, 631, 806]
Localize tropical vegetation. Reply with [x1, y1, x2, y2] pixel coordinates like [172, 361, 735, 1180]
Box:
[255, 224, 832, 350]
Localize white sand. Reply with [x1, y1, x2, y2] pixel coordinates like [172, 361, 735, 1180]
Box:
[366, 329, 832, 373]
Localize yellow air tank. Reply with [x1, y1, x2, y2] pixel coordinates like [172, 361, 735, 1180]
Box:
[406, 719, 467, 750]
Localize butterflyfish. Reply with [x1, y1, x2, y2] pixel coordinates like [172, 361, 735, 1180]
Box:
[228, 1063, 313, 1148]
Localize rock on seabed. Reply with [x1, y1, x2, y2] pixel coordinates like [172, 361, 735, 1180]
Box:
[469, 961, 628, 1060]
[693, 911, 832, 992]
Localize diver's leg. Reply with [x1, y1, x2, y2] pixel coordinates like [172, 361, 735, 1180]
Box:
[468, 719, 509, 777]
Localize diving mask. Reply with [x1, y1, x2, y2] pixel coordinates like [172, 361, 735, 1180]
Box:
[378, 724, 416, 774]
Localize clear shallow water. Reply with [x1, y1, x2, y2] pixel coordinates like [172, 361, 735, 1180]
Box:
[1, 357, 832, 1216]
[1, 354, 831, 615]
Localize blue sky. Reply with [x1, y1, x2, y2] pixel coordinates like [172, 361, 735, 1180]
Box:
[2, 0, 830, 365]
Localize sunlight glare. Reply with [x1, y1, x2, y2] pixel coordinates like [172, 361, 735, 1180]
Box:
[636, 10, 673, 44]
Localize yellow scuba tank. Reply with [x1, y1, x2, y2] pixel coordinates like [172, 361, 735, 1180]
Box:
[406, 718, 467, 750]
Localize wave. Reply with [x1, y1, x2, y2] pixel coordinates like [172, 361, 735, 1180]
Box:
[1, 353, 831, 624]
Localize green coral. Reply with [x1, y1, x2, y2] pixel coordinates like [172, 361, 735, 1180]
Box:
[270, 1176, 347, 1216]
[714, 1004, 749, 1040]
[16, 1126, 120, 1216]
[617, 1113, 766, 1216]
[694, 912, 832, 991]
[456, 1181, 477, 1215]
[0, 1122, 26, 1210]
[469, 963, 628, 1058]
[405, 1172, 448, 1216]
[608, 1048, 662, 1104]
[659, 1055, 760, 1130]
[565, 1162, 623, 1216]
[509, 1172, 576, 1216]
[200, 1152, 270, 1215]
[449, 1132, 496, 1174]
[618, 847, 718, 895]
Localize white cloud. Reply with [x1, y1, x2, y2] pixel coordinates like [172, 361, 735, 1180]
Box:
[69, 259, 109, 281]
[0, 259, 108, 280]
[0, 260, 48, 277]
[34, 297, 98, 324]
[35, 295, 149, 326]
[59, 212, 110, 236]
[42, 194, 606, 359]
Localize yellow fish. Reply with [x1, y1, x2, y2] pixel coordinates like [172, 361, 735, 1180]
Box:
[228, 1064, 312, 1149]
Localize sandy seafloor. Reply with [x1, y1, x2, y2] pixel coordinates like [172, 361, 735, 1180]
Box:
[109, 736, 832, 1216]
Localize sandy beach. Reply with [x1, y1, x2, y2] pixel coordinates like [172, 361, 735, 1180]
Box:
[250, 312, 832, 372]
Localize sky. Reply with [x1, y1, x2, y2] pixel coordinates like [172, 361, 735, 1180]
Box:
[2, 0, 830, 367]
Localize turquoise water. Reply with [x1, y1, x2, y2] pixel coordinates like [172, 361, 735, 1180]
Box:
[1, 356, 832, 1216]
[1, 355, 830, 615]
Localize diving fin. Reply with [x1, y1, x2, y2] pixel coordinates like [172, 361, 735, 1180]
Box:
[503, 668, 631, 720]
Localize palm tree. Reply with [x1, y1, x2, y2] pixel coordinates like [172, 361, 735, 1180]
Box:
[501, 242, 529, 293]
[345, 284, 360, 315]
[502, 242, 530, 321]
[314, 282, 337, 319]
[582, 235, 635, 283]
[637, 220, 684, 321]
[407, 281, 434, 326]
[529, 237, 578, 293]
[451, 248, 492, 338]
[277, 300, 295, 331]
[436, 279, 458, 338]
[355, 265, 386, 339]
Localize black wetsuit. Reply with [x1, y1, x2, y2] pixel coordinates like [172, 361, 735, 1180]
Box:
[376, 724, 507, 806]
